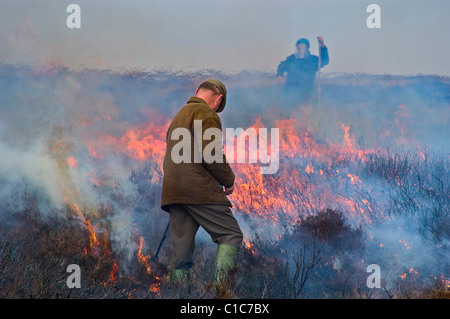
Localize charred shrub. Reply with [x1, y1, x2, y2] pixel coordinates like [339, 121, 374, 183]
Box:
[296, 209, 364, 253]
[234, 234, 287, 299]
[279, 209, 365, 298]
[364, 152, 412, 182]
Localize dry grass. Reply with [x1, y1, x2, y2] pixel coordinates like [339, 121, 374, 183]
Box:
[1, 149, 449, 299]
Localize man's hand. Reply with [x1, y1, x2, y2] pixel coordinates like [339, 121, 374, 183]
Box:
[317, 36, 325, 47]
[224, 184, 235, 195]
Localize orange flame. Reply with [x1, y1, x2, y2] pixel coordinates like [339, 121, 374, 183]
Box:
[137, 236, 151, 274]
[68, 202, 100, 252]
[109, 260, 119, 283]
[244, 239, 256, 256]
[136, 236, 161, 293]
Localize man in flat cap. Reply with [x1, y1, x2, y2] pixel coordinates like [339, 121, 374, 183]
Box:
[161, 79, 243, 289]
[277, 36, 329, 104]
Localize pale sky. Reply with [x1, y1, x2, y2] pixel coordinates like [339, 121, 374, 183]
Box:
[1, 0, 449, 75]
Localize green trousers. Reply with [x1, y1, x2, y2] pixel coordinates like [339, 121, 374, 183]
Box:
[168, 204, 243, 271]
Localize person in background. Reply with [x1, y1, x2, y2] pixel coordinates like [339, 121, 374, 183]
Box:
[277, 36, 329, 104]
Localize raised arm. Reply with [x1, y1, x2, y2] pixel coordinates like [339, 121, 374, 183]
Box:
[317, 36, 329, 68]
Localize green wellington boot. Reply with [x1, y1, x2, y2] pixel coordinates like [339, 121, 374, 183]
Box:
[213, 244, 239, 285]
[169, 268, 189, 284]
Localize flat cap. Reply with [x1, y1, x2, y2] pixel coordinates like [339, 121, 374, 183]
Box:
[202, 79, 227, 113]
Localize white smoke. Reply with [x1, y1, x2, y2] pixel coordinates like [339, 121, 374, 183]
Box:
[0, 140, 63, 209]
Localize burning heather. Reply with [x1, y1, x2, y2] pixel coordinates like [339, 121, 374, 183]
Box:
[0, 64, 449, 298]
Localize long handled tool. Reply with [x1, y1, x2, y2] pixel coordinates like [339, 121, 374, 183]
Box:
[317, 37, 322, 105]
[150, 220, 170, 261]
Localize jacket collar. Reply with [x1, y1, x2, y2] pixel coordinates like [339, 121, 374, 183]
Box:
[187, 96, 208, 104]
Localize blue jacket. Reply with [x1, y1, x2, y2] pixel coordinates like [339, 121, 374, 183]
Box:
[277, 46, 329, 96]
